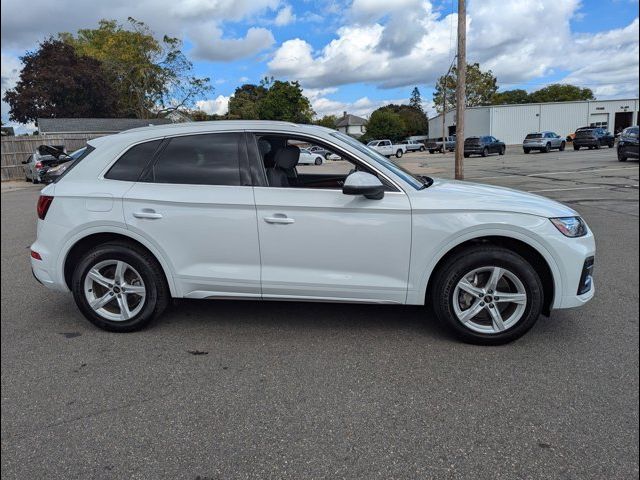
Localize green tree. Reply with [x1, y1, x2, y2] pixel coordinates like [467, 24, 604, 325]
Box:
[409, 87, 424, 112]
[61, 18, 212, 118]
[3, 39, 119, 124]
[378, 104, 428, 137]
[228, 84, 268, 119]
[364, 110, 406, 142]
[528, 84, 595, 103]
[257, 80, 314, 123]
[433, 62, 498, 113]
[491, 89, 530, 105]
[313, 114, 338, 129]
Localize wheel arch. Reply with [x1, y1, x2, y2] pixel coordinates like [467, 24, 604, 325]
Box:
[61, 230, 178, 297]
[422, 235, 557, 316]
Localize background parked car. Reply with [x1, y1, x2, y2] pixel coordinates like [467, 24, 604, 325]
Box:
[298, 148, 325, 165]
[42, 147, 87, 184]
[307, 145, 331, 159]
[22, 145, 67, 184]
[523, 132, 566, 154]
[566, 126, 592, 143]
[617, 126, 639, 162]
[464, 136, 506, 157]
[573, 128, 615, 150]
[426, 136, 456, 153]
[400, 140, 425, 152]
[366, 139, 406, 158]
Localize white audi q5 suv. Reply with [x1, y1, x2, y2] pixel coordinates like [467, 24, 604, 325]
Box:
[30, 121, 595, 344]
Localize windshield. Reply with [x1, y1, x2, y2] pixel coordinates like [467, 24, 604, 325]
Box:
[331, 132, 426, 190]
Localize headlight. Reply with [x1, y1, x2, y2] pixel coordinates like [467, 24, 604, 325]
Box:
[550, 217, 588, 237]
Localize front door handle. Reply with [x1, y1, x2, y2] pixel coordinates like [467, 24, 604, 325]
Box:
[133, 209, 163, 219]
[264, 215, 295, 225]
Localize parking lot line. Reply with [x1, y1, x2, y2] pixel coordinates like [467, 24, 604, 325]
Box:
[469, 166, 639, 181]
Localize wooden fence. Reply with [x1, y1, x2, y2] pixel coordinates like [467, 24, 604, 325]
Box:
[1, 134, 105, 181]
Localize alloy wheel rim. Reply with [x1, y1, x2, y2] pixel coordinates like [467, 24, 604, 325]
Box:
[452, 266, 527, 334]
[83, 260, 146, 321]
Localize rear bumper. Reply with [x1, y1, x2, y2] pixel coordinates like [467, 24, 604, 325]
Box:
[523, 142, 546, 149]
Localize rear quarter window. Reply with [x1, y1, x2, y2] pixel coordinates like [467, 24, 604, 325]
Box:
[105, 140, 162, 181]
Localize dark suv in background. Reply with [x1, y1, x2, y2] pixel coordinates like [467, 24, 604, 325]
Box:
[464, 136, 506, 157]
[617, 126, 639, 162]
[573, 128, 615, 150]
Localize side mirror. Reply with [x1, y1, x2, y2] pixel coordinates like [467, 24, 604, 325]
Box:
[342, 171, 385, 200]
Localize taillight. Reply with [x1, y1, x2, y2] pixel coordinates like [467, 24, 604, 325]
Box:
[35, 161, 43, 169]
[37, 195, 53, 220]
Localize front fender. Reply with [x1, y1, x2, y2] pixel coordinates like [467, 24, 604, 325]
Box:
[406, 218, 564, 308]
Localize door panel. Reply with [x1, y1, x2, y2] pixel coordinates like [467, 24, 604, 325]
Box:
[253, 187, 412, 303]
[124, 183, 260, 298]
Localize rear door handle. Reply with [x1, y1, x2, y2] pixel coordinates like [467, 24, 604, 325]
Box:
[264, 215, 295, 224]
[133, 210, 163, 219]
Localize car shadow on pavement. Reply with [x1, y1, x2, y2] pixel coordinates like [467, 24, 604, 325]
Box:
[158, 298, 450, 339]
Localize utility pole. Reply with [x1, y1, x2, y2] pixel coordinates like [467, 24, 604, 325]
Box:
[454, 0, 466, 179]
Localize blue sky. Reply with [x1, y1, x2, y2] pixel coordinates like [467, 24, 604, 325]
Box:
[2, 0, 639, 129]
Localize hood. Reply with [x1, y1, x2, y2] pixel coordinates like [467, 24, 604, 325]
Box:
[411, 178, 578, 218]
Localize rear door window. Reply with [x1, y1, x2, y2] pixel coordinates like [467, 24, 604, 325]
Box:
[146, 133, 243, 186]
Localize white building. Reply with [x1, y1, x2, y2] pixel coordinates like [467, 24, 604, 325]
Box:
[428, 98, 639, 145]
[335, 112, 367, 137]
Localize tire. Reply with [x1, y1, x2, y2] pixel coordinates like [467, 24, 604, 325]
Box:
[463, 153, 470, 158]
[396, 150, 403, 158]
[430, 246, 544, 345]
[429, 150, 435, 154]
[324, 153, 331, 160]
[559, 142, 566, 152]
[544, 143, 551, 153]
[420, 146, 425, 152]
[608, 142, 614, 148]
[618, 151, 627, 162]
[594, 141, 601, 150]
[499, 146, 505, 155]
[574, 145, 580, 151]
[314, 157, 322, 165]
[71, 241, 169, 332]
[523, 148, 530, 154]
[481, 147, 488, 157]
[32, 176, 39, 184]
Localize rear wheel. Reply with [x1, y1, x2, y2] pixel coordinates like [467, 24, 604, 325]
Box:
[594, 141, 601, 150]
[574, 145, 580, 151]
[32, 176, 39, 184]
[499, 146, 506, 155]
[429, 150, 435, 154]
[420, 146, 425, 152]
[71, 242, 169, 332]
[523, 148, 530, 154]
[431, 246, 543, 345]
[396, 149, 403, 158]
[559, 142, 566, 151]
[481, 147, 489, 157]
[464, 153, 470, 158]
[314, 157, 322, 165]
[618, 150, 627, 162]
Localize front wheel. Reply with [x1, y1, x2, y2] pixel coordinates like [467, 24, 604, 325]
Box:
[420, 146, 425, 152]
[71, 242, 169, 332]
[463, 153, 470, 158]
[481, 147, 488, 157]
[430, 246, 543, 345]
[314, 157, 322, 165]
[499, 146, 505, 155]
[396, 150, 403, 158]
[544, 143, 551, 153]
[559, 142, 566, 151]
[618, 151, 627, 162]
[523, 148, 530, 154]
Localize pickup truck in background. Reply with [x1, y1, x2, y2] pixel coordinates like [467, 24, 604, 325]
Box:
[426, 136, 456, 153]
[366, 139, 407, 158]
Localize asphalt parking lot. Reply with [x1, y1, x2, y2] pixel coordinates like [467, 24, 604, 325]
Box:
[1, 146, 638, 479]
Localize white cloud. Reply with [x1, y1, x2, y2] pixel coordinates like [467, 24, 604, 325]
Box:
[191, 25, 275, 61]
[0, 0, 279, 60]
[269, 0, 639, 98]
[196, 95, 230, 115]
[274, 5, 296, 26]
[1, 53, 22, 125]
